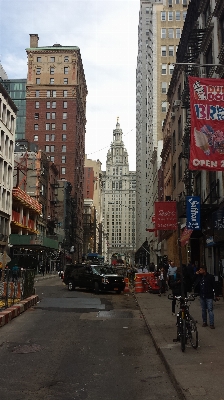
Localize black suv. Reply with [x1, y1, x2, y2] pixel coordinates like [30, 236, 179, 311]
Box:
[63, 264, 125, 294]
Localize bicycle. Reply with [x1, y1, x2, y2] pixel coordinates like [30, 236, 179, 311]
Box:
[168, 293, 198, 352]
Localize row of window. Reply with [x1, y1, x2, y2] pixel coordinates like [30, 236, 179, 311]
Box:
[36, 78, 69, 85]
[161, 10, 187, 21]
[161, 45, 178, 57]
[33, 133, 67, 141]
[161, 28, 181, 39]
[47, 155, 66, 165]
[35, 101, 68, 109]
[161, 63, 174, 75]
[35, 90, 68, 98]
[45, 145, 67, 153]
[36, 67, 69, 75]
[36, 56, 69, 63]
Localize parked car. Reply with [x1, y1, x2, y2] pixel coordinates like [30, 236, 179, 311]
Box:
[63, 264, 125, 294]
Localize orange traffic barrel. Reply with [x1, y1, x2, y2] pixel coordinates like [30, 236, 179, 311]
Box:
[124, 277, 130, 293]
[135, 276, 144, 293]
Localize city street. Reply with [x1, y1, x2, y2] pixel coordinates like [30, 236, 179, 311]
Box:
[0, 276, 180, 400]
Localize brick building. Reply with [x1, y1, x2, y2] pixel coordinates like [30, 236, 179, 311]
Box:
[25, 34, 88, 261]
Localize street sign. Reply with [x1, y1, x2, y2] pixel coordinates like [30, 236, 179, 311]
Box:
[0, 253, 11, 263]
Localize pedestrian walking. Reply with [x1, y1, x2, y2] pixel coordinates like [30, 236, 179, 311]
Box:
[169, 267, 182, 315]
[40, 261, 45, 276]
[158, 267, 167, 296]
[194, 266, 216, 329]
[167, 261, 177, 288]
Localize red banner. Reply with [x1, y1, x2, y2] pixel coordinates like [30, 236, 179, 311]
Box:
[189, 76, 224, 171]
[180, 227, 193, 247]
[154, 202, 177, 230]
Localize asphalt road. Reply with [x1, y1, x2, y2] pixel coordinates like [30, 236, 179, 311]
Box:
[0, 277, 180, 400]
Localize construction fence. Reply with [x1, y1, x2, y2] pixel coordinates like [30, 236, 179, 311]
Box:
[0, 269, 35, 310]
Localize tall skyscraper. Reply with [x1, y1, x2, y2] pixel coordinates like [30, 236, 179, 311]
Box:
[25, 34, 88, 261]
[102, 119, 136, 264]
[136, 0, 188, 254]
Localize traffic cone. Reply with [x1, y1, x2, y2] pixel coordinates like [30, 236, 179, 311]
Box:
[124, 277, 130, 293]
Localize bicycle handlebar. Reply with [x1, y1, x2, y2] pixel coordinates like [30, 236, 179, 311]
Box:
[168, 293, 197, 302]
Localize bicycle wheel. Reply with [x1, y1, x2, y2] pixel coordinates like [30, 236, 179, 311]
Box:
[180, 318, 186, 352]
[188, 316, 198, 349]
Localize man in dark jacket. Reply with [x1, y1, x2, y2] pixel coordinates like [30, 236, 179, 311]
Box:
[194, 266, 216, 329]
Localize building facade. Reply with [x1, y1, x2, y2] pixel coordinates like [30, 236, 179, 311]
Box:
[102, 119, 136, 265]
[136, 0, 188, 260]
[25, 34, 88, 261]
[0, 82, 17, 257]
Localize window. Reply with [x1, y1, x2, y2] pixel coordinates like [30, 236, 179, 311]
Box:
[64, 56, 69, 62]
[35, 90, 39, 98]
[37, 57, 41, 62]
[46, 123, 50, 130]
[168, 0, 172, 6]
[34, 135, 38, 141]
[52, 90, 56, 97]
[36, 78, 40, 84]
[178, 156, 182, 180]
[62, 145, 66, 152]
[46, 112, 51, 119]
[52, 112, 56, 119]
[183, 0, 187, 6]
[178, 116, 182, 141]
[162, 64, 167, 74]
[62, 134, 67, 141]
[50, 156, 55, 162]
[50, 57, 55, 62]
[176, 28, 181, 39]
[35, 113, 39, 120]
[161, 28, 166, 38]
[162, 102, 167, 112]
[172, 130, 176, 153]
[50, 78, 54, 84]
[161, 11, 166, 21]
[183, 11, 187, 20]
[162, 82, 167, 93]
[173, 164, 176, 189]
[47, 90, 51, 98]
[168, 11, 173, 21]
[34, 124, 38, 130]
[45, 145, 50, 152]
[63, 101, 67, 108]
[45, 134, 50, 141]
[36, 67, 41, 75]
[61, 156, 66, 163]
[146, 7, 149, 14]
[176, 11, 180, 21]
[64, 67, 68, 74]
[176, 0, 180, 3]
[50, 145, 55, 152]
[168, 29, 174, 38]
[52, 101, 56, 108]
[62, 123, 67, 130]
[61, 167, 66, 175]
[63, 112, 67, 119]
[161, 46, 166, 56]
[51, 134, 55, 141]
[35, 101, 39, 109]
[64, 78, 68, 84]
[169, 64, 174, 74]
[169, 45, 174, 56]
[51, 123, 55, 130]
[63, 90, 68, 97]
[50, 67, 54, 75]
[46, 101, 51, 109]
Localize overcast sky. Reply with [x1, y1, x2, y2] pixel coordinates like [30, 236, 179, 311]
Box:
[0, 0, 139, 171]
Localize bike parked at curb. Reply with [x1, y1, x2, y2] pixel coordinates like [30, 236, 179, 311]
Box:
[168, 293, 199, 352]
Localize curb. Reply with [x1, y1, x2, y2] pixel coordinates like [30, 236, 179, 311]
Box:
[0, 295, 39, 328]
[133, 291, 187, 400]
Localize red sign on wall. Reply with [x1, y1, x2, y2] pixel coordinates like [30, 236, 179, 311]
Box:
[189, 76, 224, 171]
[154, 202, 177, 230]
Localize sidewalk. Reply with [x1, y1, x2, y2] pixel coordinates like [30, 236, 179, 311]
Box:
[134, 290, 224, 400]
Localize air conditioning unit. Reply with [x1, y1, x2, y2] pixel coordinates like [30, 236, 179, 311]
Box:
[171, 112, 175, 118]
[174, 100, 181, 107]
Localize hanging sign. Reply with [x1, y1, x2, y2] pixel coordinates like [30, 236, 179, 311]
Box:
[154, 202, 177, 230]
[186, 196, 201, 230]
[189, 76, 224, 171]
[180, 227, 193, 247]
